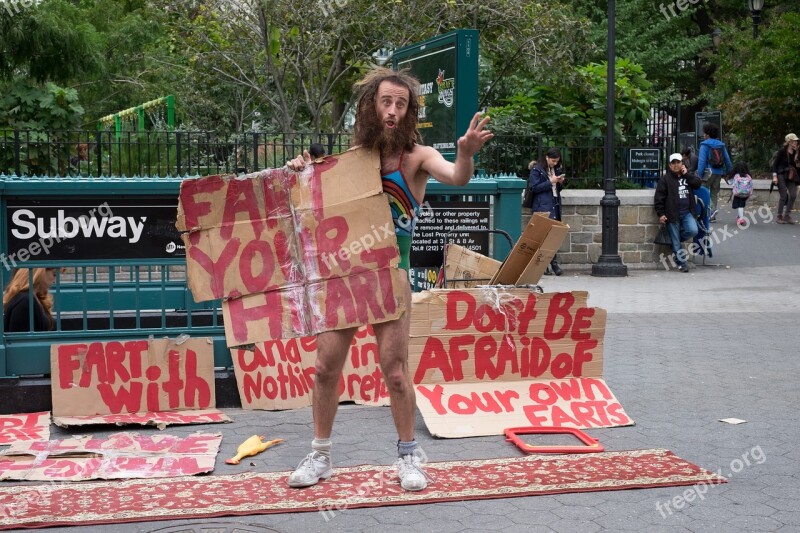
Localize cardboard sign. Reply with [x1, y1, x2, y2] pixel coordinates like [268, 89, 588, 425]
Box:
[0, 412, 50, 444]
[227, 286, 632, 438]
[51, 337, 217, 420]
[176, 148, 406, 346]
[408, 288, 632, 437]
[490, 213, 569, 285]
[0, 432, 221, 481]
[231, 325, 390, 410]
[52, 409, 232, 429]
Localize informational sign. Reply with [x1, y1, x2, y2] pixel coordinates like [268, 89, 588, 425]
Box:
[393, 29, 479, 162]
[177, 148, 406, 346]
[51, 337, 217, 419]
[411, 200, 490, 268]
[628, 148, 661, 172]
[5, 198, 185, 261]
[695, 111, 723, 148]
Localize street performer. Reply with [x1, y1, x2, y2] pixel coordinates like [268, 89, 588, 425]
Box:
[285, 67, 492, 491]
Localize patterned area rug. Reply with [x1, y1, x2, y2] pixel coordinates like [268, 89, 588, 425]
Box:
[0, 449, 725, 530]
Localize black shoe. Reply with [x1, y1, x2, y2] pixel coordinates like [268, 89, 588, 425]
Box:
[677, 264, 689, 273]
[551, 262, 563, 276]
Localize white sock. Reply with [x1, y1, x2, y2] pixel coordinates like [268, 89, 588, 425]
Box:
[312, 438, 332, 458]
[738, 207, 744, 219]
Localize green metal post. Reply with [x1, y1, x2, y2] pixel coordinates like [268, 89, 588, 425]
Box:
[137, 106, 145, 132]
[166, 95, 175, 130]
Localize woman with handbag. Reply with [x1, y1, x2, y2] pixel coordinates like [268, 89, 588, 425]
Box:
[527, 147, 566, 276]
[771, 133, 800, 224]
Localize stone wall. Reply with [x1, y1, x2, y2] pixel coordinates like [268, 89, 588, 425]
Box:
[521, 180, 776, 269]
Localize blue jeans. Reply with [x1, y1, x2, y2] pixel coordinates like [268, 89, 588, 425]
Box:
[667, 212, 698, 266]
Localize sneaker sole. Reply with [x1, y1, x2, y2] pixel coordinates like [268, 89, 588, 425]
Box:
[287, 469, 333, 488]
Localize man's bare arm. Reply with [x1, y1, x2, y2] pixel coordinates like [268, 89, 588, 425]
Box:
[422, 113, 493, 186]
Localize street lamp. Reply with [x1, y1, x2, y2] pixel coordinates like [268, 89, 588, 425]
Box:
[592, 0, 627, 277]
[748, 0, 764, 39]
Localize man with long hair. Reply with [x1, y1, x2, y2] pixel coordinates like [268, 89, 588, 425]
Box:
[286, 67, 492, 491]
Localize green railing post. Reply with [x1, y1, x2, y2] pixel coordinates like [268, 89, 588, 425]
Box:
[166, 95, 175, 130]
[176, 131, 182, 176]
[494, 174, 527, 260]
[95, 130, 103, 177]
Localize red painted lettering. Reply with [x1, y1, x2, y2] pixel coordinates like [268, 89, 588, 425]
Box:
[544, 293, 575, 340]
[324, 277, 357, 328]
[315, 216, 351, 277]
[227, 291, 286, 343]
[187, 234, 241, 299]
[571, 308, 595, 340]
[239, 240, 276, 293]
[550, 405, 580, 426]
[97, 382, 143, 413]
[57, 344, 85, 389]
[79, 342, 108, 388]
[416, 384, 447, 415]
[523, 404, 550, 425]
[413, 337, 452, 383]
[104, 341, 130, 384]
[180, 176, 225, 229]
[221, 179, 264, 239]
[447, 335, 473, 381]
[445, 292, 475, 331]
[182, 349, 211, 408]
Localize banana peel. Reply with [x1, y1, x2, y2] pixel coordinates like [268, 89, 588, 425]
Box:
[225, 435, 283, 465]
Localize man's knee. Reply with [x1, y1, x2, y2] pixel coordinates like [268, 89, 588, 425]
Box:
[382, 364, 411, 394]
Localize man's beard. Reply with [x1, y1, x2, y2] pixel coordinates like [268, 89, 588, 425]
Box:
[378, 126, 409, 156]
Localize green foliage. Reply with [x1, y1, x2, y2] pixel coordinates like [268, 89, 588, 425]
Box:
[0, 81, 84, 129]
[707, 11, 800, 164]
[488, 59, 653, 141]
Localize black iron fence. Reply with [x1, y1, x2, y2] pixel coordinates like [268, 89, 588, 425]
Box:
[10, 122, 775, 187]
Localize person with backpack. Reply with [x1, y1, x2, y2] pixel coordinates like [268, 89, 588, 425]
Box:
[728, 161, 753, 228]
[771, 133, 800, 224]
[696, 123, 733, 223]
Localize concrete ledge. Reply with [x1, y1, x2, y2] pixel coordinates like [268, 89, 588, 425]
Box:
[561, 189, 654, 206]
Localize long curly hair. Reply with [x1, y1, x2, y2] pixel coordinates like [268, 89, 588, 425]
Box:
[353, 67, 421, 153]
[2, 268, 54, 318]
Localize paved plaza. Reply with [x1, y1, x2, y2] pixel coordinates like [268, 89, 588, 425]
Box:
[35, 204, 800, 532]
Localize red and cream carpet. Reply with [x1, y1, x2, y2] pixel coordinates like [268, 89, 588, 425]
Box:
[0, 448, 725, 529]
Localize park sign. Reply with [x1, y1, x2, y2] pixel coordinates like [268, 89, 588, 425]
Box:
[393, 29, 479, 162]
[176, 147, 406, 347]
[628, 148, 661, 172]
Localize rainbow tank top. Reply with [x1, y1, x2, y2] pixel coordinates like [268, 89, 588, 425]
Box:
[381, 152, 421, 238]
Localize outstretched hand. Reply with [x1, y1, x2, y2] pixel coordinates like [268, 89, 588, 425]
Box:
[287, 150, 312, 171]
[456, 113, 493, 158]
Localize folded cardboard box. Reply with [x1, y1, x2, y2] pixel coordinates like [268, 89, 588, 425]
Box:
[440, 243, 502, 288]
[489, 213, 569, 285]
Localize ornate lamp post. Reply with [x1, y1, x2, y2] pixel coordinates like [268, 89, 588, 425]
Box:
[592, 0, 627, 277]
[748, 0, 764, 38]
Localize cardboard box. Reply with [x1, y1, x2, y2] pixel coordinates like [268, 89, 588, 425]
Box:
[489, 213, 569, 285]
[441, 243, 501, 288]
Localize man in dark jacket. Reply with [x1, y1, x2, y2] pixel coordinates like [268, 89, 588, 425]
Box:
[654, 153, 702, 272]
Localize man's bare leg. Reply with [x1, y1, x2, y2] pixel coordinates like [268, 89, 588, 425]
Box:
[373, 279, 415, 441]
[287, 327, 355, 488]
[373, 278, 428, 491]
[312, 327, 357, 438]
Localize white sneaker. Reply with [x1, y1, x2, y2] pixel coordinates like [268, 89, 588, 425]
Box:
[396, 452, 431, 491]
[287, 451, 333, 488]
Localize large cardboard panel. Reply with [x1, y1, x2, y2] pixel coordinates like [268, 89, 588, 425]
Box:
[53, 409, 232, 429]
[0, 432, 221, 481]
[442, 244, 501, 288]
[50, 337, 216, 418]
[415, 379, 631, 438]
[0, 412, 50, 444]
[223, 267, 406, 347]
[490, 213, 569, 285]
[408, 287, 631, 437]
[177, 147, 406, 345]
[230, 326, 390, 410]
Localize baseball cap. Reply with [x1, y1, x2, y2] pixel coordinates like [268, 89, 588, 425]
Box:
[786, 133, 799, 143]
[669, 153, 683, 163]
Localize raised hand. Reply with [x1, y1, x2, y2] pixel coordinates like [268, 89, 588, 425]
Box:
[287, 150, 312, 171]
[456, 113, 493, 158]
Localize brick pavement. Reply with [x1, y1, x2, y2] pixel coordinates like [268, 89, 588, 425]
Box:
[29, 209, 800, 532]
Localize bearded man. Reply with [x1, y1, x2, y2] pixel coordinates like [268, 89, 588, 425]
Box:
[286, 67, 492, 491]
